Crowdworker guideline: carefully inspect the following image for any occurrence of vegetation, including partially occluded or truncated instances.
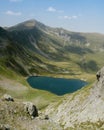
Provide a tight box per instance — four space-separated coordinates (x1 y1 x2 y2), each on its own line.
0 19 100 108
0 19 104 129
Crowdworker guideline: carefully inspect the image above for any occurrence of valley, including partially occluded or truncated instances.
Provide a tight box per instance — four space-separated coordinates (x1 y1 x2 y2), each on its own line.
0 19 104 129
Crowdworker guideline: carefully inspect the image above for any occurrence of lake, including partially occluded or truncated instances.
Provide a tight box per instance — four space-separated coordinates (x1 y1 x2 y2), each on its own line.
27 76 87 96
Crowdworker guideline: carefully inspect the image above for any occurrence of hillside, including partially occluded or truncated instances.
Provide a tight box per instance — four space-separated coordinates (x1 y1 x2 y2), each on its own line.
0 67 104 130
0 94 62 130
1 19 104 79
0 19 104 129
45 67 104 129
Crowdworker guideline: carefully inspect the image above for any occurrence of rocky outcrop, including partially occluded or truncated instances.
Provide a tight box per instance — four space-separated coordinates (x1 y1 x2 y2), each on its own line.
3 94 14 102
90 66 104 100
96 66 104 81
23 102 38 118
45 67 104 129
0 96 62 130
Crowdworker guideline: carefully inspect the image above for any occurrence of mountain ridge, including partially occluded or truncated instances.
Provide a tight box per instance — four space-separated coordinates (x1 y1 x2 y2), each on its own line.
1 19 104 77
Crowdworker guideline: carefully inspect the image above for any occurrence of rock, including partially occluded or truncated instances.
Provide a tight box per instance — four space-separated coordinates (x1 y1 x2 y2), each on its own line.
95 67 104 98
3 94 14 102
96 66 104 81
23 102 38 118
0 124 10 130
96 73 100 81
44 115 49 120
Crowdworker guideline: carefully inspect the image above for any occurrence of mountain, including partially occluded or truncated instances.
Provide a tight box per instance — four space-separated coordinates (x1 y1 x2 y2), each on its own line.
1 19 104 130
1 19 104 79
7 19 49 31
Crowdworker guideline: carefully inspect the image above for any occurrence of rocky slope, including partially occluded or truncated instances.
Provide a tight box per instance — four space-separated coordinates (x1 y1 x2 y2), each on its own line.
0 94 62 130
45 67 104 129
0 67 104 130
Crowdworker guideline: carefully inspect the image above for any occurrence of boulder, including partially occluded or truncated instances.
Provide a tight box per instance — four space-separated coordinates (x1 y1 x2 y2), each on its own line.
23 102 38 118
96 66 104 81
0 124 10 130
3 94 14 102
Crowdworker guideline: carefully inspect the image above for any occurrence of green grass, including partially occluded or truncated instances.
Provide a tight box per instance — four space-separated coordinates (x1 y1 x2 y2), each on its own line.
1 20 104 130
0 63 60 110
0 53 95 110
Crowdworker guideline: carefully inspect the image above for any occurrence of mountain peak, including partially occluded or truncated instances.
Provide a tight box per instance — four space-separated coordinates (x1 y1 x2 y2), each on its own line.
8 19 47 31
23 19 36 28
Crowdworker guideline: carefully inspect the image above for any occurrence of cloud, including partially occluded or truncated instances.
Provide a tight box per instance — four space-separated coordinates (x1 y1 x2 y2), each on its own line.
64 15 72 20
5 10 22 16
59 15 78 20
47 6 64 13
9 0 23 2
47 7 56 12
72 15 78 19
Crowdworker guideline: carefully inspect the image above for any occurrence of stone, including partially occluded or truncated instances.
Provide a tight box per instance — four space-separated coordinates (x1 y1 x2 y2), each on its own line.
96 66 104 81
3 94 14 102
44 115 49 120
0 124 10 130
23 102 38 118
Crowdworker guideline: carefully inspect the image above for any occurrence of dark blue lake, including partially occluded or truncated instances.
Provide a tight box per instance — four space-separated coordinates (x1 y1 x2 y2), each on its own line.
27 76 87 96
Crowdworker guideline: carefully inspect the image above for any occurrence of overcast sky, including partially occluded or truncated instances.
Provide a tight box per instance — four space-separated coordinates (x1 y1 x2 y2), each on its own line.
0 0 104 34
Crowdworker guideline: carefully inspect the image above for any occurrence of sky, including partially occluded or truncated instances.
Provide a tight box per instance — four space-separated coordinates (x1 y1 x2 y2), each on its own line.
0 0 104 34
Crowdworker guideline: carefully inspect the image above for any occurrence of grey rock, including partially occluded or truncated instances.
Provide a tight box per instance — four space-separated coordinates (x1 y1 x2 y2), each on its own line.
96 66 104 81
0 124 10 130
3 94 14 102
44 115 49 120
23 102 38 118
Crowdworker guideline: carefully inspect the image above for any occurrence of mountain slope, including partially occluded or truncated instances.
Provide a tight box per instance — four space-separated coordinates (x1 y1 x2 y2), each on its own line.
7 20 104 73
1 19 104 130
1 19 104 78
45 67 104 129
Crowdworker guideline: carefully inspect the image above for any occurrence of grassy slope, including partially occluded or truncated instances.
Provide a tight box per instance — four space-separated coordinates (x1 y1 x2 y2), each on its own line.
0 22 103 110
1 24 103 129
0 54 95 111
0 61 60 110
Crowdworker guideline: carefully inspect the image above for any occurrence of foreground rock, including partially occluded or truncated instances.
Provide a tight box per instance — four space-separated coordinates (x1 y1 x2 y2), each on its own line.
3 94 14 102
23 102 38 118
45 67 104 129
0 124 11 130
0 97 62 130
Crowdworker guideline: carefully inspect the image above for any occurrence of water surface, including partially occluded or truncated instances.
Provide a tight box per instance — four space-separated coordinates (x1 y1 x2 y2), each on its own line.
27 76 87 96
